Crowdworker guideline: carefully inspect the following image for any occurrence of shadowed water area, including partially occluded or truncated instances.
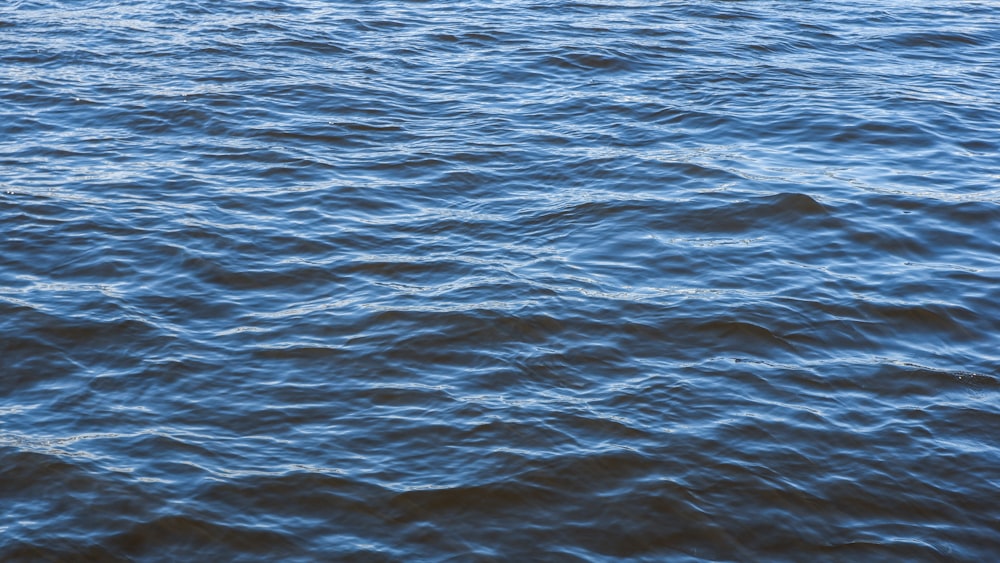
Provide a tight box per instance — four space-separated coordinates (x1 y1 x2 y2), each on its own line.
2 0 999 560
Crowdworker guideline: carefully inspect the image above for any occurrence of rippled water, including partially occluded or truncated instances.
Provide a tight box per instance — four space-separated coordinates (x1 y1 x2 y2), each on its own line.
2 0 999 560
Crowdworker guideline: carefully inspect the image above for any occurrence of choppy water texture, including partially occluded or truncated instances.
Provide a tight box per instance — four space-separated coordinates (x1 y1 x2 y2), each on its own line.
2 0 999 560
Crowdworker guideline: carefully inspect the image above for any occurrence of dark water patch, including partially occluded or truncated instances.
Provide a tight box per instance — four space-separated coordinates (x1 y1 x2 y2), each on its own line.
889 31 991 49
103 516 306 562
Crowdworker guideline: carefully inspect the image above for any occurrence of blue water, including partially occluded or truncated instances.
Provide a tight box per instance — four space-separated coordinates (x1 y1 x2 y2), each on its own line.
2 0 999 560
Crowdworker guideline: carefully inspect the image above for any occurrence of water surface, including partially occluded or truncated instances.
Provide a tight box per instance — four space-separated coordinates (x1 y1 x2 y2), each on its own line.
2 0 999 560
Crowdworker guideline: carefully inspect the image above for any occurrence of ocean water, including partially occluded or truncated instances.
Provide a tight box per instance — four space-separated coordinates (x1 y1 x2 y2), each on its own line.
2 0 999 560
